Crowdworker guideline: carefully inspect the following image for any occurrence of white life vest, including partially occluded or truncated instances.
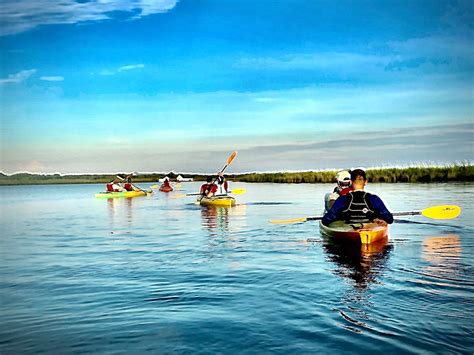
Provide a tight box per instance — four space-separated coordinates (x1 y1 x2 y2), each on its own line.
214 183 228 196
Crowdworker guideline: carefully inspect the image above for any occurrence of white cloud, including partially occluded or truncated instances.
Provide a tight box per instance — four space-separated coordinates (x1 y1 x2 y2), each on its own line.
40 76 64 81
118 64 145 72
99 69 115 76
0 0 178 36
0 69 36 84
98 64 145 76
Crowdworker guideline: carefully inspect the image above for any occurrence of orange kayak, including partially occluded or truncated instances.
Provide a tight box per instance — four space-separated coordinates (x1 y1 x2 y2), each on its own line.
319 220 388 244
159 185 173 192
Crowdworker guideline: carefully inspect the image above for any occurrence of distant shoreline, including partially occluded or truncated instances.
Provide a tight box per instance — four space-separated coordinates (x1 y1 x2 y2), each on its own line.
1 165 473 185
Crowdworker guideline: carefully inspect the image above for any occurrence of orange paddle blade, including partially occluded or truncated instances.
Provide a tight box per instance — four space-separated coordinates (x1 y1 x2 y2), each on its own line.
226 151 238 166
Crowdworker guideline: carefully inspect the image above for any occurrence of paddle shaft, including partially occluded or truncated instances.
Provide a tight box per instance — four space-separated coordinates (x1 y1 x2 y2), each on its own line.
116 174 146 193
271 205 460 224
188 189 243 196
392 211 421 217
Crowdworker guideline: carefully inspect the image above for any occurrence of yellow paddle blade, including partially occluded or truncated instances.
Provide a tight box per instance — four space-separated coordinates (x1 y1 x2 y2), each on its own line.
226 151 238 165
421 205 461 219
150 184 160 189
269 217 308 224
230 188 246 195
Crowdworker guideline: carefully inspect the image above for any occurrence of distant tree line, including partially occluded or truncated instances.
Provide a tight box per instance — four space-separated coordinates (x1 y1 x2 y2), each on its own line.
0 164 472 186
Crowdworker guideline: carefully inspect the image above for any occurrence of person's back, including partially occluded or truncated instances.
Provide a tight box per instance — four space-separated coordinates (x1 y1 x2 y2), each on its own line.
200 176 215 196
106 179 125 192
322 169 393 226
340 190 376 224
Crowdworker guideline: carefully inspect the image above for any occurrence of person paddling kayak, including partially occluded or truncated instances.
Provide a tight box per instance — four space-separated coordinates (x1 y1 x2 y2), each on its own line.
117 173 142 192
324 170 353 211
322 169 393 227
200 176 215 197
106 178 126 192
214 173 229 196
162 177 171 188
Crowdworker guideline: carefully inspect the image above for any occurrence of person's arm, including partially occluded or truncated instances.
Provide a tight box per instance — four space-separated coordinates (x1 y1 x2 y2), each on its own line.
370 195 393 224
207 184 218 197
322 195 348 226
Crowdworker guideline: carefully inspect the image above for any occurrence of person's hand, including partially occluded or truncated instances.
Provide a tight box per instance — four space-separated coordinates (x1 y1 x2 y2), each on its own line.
374 218 387 226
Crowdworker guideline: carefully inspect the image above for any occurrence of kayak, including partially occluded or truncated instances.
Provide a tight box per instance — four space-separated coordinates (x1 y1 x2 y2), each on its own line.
319 220 388 244
198 196 236 207
159 185 173 192
95 190 151 199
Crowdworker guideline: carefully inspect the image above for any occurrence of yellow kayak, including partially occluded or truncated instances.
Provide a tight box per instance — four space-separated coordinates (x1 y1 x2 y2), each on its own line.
95 190 152 199
198 196 236 207
319 220 388 244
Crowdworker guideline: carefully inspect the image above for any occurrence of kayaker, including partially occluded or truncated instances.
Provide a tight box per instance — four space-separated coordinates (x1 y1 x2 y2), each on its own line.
324 170 353 211
214 173 229 196
322 169 393 227
106 178 125 192
200 176 215 197
162 177 171 188
123 176 134 191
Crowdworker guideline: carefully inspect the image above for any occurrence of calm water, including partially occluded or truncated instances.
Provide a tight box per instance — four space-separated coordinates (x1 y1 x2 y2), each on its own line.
1 182 473 353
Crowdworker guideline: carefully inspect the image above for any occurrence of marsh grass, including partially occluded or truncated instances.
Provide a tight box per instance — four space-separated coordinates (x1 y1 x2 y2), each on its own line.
1 164 472 185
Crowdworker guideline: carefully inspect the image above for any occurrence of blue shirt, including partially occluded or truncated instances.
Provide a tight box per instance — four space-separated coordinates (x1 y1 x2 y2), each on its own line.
322 191 394 226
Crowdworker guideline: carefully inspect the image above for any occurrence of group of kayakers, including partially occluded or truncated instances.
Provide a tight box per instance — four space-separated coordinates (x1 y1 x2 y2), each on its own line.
104 167 393 228
106 174 140 192
322 168 393 227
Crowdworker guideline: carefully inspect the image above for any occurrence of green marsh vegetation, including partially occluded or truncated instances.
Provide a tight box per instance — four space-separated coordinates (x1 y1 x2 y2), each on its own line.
0 164 472 185
231 164 473 183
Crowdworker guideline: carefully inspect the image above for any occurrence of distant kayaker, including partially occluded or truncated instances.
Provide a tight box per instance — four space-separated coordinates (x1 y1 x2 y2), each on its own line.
322 169 393 227
324 170 353 211
106 178 126 192
214 173 229 196
123 176 134 191
162 177 171 188
200 176 215 197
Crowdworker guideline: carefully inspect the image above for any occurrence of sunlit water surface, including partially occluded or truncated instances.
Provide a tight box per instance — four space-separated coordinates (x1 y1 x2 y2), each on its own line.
1 182 473 353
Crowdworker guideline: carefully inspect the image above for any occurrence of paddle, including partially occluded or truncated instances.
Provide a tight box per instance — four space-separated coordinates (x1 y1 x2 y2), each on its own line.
116 173 150 194
269 205 461 224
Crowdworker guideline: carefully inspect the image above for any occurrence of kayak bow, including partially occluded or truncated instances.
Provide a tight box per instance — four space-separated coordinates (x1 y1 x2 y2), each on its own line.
199 196 236 207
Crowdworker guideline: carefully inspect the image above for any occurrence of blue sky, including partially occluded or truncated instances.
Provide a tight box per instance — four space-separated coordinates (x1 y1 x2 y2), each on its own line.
0 0 473 174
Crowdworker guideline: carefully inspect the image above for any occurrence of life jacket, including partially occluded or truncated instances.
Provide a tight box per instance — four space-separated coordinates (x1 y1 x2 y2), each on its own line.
106 183 115 192
341 190 375 224
123 183 133 191
200 183 213 194
214 181 228 196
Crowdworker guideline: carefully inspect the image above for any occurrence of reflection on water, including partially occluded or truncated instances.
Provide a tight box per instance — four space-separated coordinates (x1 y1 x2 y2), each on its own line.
201 206 230 236
422 235 462 278
106 197 134 233
200 204 247 237
322 237 393 334
323 238 392 290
